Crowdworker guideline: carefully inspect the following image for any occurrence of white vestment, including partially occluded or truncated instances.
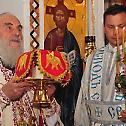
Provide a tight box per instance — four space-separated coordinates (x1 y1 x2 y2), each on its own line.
0 59 63 126
75 44 126 126
0 59 39 126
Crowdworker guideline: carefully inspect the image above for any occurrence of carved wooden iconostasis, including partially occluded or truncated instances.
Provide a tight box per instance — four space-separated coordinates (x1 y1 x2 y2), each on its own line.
44 0 87 59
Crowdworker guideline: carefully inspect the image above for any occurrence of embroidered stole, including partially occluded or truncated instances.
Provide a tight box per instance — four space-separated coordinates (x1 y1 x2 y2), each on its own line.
87 46 126 125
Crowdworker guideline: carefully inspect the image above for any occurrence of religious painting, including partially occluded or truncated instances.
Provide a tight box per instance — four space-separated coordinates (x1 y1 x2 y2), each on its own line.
44 0 87 58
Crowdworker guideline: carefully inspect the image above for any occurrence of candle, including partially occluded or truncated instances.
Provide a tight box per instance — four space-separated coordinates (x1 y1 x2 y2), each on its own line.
122 27 126 55
32 66 43 79
115 26 120 75
116 26 120 54
122 27 126 72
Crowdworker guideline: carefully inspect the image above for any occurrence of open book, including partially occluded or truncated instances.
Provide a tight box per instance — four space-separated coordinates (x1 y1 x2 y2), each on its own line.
63 50 76 67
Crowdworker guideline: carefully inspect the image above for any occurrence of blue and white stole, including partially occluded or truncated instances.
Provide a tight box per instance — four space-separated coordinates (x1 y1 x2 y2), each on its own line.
86 45 126 125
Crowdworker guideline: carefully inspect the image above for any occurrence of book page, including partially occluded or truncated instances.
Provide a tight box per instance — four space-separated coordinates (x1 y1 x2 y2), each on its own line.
67 50 76 66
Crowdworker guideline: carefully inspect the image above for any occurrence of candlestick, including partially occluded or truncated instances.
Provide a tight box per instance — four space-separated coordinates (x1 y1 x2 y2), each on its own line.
91 0 95 35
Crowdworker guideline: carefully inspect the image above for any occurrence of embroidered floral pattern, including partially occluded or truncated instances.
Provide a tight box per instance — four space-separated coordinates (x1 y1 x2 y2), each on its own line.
0 89 10 104
0 59 38 126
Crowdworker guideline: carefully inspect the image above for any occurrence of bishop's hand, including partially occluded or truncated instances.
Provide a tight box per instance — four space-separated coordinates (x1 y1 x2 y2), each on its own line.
2 77 33 101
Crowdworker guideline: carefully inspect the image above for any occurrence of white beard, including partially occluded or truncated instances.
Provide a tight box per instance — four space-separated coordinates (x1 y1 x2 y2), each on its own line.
0 39 23 67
